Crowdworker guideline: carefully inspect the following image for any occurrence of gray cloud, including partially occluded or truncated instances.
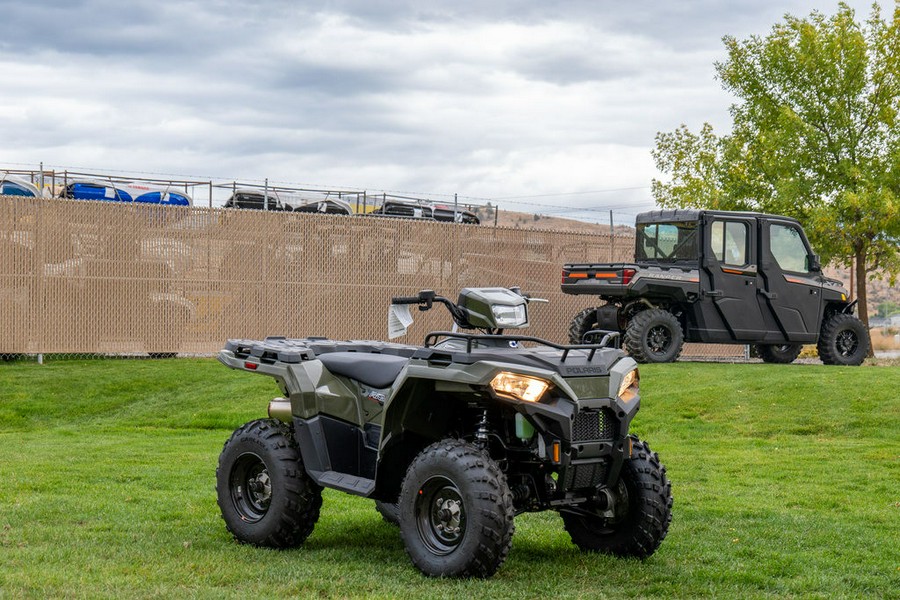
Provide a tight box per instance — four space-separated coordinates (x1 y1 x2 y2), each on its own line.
0 0 881 213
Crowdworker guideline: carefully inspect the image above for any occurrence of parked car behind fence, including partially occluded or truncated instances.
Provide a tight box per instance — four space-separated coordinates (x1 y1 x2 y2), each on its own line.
61 179 192 206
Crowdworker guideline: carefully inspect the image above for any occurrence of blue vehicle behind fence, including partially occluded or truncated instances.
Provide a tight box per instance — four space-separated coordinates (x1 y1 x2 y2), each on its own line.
61 180 192 206
0 176 41 197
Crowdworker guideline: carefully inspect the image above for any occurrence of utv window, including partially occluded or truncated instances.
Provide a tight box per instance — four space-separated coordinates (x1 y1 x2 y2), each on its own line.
637 221 699 263
769 224 809 273
710 221 748 266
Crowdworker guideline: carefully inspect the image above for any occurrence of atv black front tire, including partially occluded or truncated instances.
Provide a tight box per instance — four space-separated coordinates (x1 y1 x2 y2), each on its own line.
216 419 322 548
817 313 869 366
561 437 672 558
625 309 684 363
399 439 515 578
755 343 803 364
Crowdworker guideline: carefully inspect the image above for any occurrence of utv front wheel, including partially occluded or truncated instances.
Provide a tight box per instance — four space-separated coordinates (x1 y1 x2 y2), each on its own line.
625 309 684 363
561 437 672 558
755 343 803 364
818 313 869 366
216 419 322 548
399 439 515 578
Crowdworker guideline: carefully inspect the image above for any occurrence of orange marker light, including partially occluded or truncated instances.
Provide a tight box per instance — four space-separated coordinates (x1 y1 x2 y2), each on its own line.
552 442 561 463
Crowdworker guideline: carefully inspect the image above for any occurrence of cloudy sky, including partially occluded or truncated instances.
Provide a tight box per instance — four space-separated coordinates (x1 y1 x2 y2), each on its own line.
0 0 883 222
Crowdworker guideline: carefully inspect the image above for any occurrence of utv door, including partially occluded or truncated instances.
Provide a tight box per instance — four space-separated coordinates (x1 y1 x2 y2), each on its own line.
757 219 822 343
698 216 767 342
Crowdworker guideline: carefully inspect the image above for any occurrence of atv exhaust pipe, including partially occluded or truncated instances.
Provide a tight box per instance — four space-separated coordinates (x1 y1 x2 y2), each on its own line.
267 397 292 423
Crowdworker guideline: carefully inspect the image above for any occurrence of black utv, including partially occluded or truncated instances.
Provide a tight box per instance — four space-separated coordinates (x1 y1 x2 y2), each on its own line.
562 209 869 365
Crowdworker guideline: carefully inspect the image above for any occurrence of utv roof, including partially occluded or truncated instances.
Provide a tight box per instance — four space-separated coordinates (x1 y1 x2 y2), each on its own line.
636 209 801 225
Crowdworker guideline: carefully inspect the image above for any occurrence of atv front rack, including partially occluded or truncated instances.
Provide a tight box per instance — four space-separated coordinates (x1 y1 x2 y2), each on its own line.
422 331 620 361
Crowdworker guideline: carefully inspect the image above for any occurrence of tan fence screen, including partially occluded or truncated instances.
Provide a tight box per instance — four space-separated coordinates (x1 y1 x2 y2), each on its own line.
0 196 743 359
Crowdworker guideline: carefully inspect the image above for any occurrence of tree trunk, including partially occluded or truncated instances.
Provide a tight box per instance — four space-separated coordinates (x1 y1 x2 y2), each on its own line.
854 246 874 358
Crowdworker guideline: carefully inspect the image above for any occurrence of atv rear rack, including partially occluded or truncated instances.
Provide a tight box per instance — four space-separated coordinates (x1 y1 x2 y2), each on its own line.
422 330 620 361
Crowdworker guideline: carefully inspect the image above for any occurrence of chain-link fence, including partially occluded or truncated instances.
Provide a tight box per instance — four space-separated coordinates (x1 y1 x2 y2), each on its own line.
0 195 744 361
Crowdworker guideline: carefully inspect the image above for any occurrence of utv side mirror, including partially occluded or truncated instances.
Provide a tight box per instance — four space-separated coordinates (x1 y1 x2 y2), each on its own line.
809 254 821 272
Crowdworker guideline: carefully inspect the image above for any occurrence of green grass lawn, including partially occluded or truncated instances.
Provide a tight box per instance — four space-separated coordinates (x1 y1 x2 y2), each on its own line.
0 359 898 599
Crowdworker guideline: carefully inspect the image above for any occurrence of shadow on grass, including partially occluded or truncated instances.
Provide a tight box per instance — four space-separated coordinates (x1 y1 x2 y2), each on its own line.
294 507 610 575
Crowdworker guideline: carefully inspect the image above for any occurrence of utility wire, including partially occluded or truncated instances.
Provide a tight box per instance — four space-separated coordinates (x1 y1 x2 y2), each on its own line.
498 198 656 213
490 186 650 200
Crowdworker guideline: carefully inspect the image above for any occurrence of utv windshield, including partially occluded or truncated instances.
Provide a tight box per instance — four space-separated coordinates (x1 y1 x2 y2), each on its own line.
636 221 699 263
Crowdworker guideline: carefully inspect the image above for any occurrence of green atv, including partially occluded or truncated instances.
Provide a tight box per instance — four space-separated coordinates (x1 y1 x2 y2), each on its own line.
215 287 672 578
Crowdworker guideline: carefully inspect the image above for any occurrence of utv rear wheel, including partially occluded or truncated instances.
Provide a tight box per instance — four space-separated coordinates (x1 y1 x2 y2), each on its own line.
568 307 601 344
561 438 672 558
216 419 322 548
818 313 869 366
755 343 803 364
399 439 515 578
625 309 684 363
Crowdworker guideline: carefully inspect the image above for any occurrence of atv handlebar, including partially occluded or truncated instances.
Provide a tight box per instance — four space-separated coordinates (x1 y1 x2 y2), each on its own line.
392 290 441 312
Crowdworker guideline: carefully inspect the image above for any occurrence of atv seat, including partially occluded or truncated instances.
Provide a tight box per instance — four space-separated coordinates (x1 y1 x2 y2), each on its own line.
317 352 409 389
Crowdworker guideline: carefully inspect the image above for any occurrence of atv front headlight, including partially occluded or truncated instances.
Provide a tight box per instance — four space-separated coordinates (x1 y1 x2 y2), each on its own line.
491 303 527 327
617 368 639 402
490 372 549 403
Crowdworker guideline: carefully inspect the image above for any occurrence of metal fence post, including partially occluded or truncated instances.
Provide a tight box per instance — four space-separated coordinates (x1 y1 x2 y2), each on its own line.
609 210 614 261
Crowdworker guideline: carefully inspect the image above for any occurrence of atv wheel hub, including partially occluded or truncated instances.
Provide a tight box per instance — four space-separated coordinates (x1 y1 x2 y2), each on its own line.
247 471 272 505
435 496 462 533
416 476 467 554
229 452 273 522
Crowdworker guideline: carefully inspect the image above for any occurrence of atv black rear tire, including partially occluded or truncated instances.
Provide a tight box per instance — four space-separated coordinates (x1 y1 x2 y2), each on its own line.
375 500 400 526
568 307 602 344
755 343 803 364
561 437 672 558
625 309 684 363
217 419 322 548
817 313 869 366
399 439 515 578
